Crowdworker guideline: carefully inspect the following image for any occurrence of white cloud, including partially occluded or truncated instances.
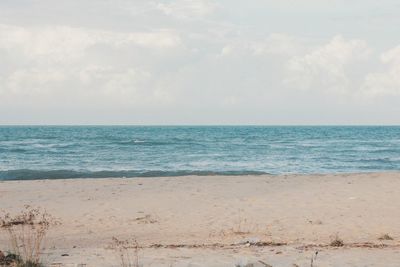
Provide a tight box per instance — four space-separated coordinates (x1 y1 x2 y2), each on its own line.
0 24 182 105
101 69 159 103
156 0 217 19
1 64 173 106
0 24 94 63
219 33 304 57
285 35 371 94
1 68 66 95
251 34 305 56
0 24 181 64
111 30 181 49
220 45 234 56
362 45 400 97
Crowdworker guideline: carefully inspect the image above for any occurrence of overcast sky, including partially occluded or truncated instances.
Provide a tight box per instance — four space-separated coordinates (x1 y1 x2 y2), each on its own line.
1 0 400 125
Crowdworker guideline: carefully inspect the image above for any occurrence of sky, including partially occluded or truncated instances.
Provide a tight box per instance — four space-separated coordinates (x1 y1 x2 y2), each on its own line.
1 0 400 125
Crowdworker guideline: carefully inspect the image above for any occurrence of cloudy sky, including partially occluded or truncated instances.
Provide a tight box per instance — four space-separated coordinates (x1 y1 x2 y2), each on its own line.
1 0 400 125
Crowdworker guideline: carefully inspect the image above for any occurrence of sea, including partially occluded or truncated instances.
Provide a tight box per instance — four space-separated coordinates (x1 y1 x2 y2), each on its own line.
0 126 399 180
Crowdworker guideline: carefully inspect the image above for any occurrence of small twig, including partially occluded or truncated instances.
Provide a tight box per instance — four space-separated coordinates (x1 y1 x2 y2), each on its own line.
258 260 273 267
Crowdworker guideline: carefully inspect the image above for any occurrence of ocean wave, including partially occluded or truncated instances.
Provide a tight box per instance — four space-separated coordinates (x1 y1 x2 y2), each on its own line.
115 140 171 146
2 126 400 178
0 169 269 181
114 139 207 147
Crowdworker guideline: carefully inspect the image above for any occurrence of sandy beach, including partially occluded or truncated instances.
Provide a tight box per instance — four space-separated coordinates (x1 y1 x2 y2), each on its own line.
1 173 400 266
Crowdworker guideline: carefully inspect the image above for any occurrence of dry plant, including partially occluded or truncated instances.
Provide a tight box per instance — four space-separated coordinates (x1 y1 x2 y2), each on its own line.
329 234 344 247
0 206 57 267
378 233 394 241
230 209 259 235
111 237 140 267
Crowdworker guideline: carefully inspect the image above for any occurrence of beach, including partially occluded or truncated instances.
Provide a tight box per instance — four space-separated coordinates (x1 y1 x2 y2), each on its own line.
1 173 400 266
2 0 400 265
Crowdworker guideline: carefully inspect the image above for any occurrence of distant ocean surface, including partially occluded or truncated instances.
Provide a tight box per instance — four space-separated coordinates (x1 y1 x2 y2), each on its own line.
1 126 400 180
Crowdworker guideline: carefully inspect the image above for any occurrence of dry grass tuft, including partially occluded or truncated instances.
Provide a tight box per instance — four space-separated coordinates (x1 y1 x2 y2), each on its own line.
229 209 261 236
0 206 57 267
329 234 344 247
111 237 141 267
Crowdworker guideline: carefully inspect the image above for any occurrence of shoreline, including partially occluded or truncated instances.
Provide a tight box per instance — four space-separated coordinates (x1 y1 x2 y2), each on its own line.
1 172 400 266
1 170 399 182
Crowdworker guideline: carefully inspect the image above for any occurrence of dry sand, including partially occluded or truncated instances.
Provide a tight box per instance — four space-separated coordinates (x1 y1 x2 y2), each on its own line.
1 173 400 266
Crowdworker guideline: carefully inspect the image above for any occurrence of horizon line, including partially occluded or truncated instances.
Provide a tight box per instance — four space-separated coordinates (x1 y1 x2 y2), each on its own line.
1 124 400 127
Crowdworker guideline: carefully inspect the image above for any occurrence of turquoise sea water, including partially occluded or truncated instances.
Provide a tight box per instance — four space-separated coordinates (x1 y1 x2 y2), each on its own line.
0 126 399 180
